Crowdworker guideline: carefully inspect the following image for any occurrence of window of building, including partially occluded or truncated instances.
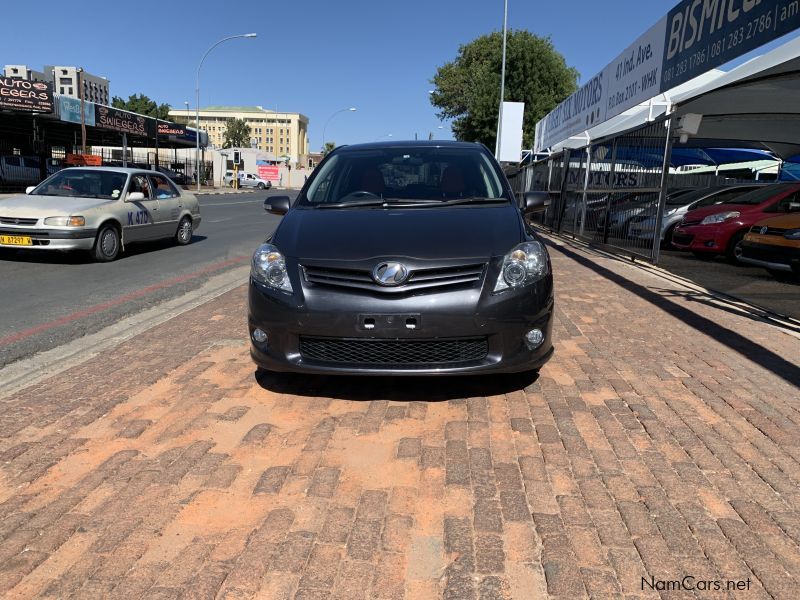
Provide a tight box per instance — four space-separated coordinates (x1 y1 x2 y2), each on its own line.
59 77 71 85
60 87 64 94
68 87 73 95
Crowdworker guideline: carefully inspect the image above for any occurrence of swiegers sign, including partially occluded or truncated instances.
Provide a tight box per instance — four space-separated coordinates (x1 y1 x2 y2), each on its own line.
535 0 800 152
95 105 156 137
0 78 54 113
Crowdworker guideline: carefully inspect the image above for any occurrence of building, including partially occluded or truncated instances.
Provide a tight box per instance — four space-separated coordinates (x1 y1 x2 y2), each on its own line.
3 64 110 104
168 105 309 166
45 66 109 104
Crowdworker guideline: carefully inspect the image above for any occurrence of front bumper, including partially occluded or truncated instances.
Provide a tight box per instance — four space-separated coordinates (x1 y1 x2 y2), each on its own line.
248 275 554 376
0 226 97 251
739 242 800 273
671 224 730 254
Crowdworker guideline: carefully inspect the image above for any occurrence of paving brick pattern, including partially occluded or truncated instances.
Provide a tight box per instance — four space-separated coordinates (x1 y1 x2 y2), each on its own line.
0 235 798 599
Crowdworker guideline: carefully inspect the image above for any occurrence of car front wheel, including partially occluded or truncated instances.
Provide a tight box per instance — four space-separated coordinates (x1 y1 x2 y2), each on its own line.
257 182 265 189
726 231 746 263
93 224 120 262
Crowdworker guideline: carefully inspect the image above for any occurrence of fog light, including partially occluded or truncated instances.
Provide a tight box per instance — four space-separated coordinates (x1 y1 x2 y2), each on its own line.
525 328 544 350
252 328 268 344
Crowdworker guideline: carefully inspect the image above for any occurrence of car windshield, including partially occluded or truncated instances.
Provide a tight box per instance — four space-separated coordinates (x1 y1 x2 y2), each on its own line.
720 183 797 205
31 169 128 200
299 146 506 206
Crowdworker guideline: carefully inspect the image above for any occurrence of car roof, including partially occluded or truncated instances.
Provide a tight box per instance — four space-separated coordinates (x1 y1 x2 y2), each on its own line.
336 140 484 152
61 167 157 175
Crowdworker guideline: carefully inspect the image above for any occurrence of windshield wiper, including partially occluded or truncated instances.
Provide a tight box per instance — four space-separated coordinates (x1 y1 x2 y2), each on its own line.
314 198 437 209
434 197 510 207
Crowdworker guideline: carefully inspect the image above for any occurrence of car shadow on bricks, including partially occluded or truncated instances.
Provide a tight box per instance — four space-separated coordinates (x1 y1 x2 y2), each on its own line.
254 369 539 401
547 241 800 389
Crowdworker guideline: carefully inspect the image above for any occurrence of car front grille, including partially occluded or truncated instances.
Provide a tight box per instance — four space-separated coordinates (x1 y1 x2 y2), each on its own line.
299 336 489 367
302 262 485 293
680 218 702 227
0 216 38 226
749 225 788 236
672 233 694 246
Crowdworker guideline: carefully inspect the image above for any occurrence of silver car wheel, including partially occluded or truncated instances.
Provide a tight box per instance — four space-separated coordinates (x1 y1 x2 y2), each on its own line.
100 229 118 256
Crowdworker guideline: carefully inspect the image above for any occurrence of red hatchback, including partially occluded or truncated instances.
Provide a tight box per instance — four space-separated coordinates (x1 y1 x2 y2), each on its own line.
672 183 800 261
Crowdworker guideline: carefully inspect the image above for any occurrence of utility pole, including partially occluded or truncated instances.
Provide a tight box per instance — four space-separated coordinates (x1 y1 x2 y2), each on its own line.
495 0 508 159
77 67 87 154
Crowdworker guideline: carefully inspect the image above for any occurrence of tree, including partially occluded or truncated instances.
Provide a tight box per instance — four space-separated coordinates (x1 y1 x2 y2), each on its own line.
322 142 336 156
430 30 579 150
111 94 171 120
222 118 252 149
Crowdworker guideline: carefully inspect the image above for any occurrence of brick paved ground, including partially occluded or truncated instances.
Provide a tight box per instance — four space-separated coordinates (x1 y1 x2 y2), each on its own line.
1 234 799 599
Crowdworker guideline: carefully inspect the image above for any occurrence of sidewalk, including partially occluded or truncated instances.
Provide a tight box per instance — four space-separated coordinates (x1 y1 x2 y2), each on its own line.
0 233 798 599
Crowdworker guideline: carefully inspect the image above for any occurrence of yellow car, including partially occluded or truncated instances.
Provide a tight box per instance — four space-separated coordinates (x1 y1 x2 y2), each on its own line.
739 212 800 278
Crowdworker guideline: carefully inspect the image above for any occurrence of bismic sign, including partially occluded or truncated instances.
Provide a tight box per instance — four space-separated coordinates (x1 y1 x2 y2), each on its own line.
662 0 800 88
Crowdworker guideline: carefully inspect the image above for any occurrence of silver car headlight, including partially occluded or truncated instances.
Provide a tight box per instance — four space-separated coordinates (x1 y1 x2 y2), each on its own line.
494 241 549 292
43 216 85 226
251 243 293 293
700 211 740 225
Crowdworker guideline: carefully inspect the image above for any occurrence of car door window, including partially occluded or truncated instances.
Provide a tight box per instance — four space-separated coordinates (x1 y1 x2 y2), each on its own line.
149 174 179 199
128 175 152 199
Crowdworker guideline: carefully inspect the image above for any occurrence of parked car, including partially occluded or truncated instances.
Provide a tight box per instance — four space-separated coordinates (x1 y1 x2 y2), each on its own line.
156 165 189 186
738 211 800 278
0 155 44 187
224 171 272 189
0 167 201 261
672 183 800 261
628 184 763 247
249 140 554 376
594 188 693 238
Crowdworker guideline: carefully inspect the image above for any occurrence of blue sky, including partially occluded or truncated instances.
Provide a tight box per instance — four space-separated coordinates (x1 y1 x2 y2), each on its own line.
0 0 792 151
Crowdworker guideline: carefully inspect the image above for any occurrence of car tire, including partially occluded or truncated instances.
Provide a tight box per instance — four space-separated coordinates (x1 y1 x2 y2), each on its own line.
175 217 193 246
257 182 265 189
661 224 677 249
725 231 746 264
93 224 120 262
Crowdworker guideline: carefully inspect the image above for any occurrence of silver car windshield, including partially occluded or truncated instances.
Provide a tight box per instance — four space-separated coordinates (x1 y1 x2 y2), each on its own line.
31 170 128 200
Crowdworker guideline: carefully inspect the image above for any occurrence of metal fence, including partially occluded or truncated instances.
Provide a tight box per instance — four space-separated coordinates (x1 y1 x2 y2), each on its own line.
0 141 211 191
512 116 769 263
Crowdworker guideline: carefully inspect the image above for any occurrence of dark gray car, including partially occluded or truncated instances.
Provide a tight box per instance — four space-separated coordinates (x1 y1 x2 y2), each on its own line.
248 141 554 376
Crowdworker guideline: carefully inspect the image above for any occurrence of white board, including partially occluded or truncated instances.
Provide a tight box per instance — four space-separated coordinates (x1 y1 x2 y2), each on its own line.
498 101 525 163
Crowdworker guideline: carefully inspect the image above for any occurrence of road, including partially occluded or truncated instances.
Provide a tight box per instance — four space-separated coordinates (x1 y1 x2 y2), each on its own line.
0 190 296 366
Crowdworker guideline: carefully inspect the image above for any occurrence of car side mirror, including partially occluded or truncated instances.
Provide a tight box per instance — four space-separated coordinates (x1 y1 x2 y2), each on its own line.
25 186 35 194
522 191 551 214
787 201 800 213
126 192 145 202
264 195 290 215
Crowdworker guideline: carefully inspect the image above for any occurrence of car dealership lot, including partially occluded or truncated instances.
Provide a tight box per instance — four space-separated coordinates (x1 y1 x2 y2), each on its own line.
0 235 797 599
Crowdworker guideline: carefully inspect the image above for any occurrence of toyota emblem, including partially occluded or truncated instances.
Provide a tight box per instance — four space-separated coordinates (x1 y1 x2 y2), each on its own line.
760 226 768 234
372 262 409 286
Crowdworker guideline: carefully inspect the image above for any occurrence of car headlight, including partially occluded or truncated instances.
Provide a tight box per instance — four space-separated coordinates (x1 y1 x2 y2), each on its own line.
700 211 740 225
43 216 85 226
251 243 293 293
494 241 549 292
784 229 800 240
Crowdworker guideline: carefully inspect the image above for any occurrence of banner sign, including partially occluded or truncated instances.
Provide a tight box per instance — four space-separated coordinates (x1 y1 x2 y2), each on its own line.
157 122 186 137
65 153 102 166
0 78 53 113
95 105 156 137
256 161 280 181
58 96 95 126
662 0 800 89
535 0 800 152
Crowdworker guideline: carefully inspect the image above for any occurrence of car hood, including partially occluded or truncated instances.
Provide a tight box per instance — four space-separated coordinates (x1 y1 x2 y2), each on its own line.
683 202 767 221
751 213 800 228
0 194 115 218
274 205 524 260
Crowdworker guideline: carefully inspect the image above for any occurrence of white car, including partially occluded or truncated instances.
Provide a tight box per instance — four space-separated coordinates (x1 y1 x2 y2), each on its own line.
0 167 201 261
225 171 272 189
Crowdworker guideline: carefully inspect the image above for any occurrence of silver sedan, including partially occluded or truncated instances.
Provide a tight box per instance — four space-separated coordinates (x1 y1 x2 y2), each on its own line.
0 167 202 261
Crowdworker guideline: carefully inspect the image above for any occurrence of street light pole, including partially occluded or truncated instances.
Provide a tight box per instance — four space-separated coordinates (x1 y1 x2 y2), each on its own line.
495 0 508 159
195 32 257 191
321 107 356 153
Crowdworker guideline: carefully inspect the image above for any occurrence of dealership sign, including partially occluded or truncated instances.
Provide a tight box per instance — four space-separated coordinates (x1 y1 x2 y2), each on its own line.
0 78 53 113
58 96 95 126
95 105 156 137
535 0 800 152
